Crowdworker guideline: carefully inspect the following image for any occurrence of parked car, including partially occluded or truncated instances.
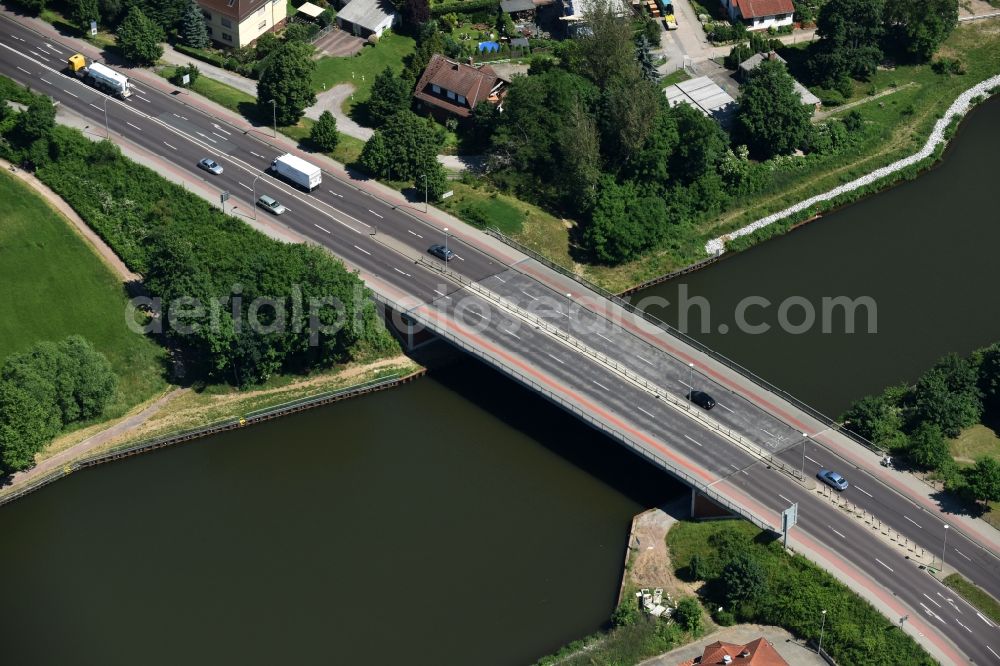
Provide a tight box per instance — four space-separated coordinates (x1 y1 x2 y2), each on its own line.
817 468 849 491
687 390 716 410
198 158 223 175
256 194 286 215
428 244 454 261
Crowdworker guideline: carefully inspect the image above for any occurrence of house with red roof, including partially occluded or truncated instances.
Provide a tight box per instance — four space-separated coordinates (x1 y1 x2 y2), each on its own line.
720 0 795 31
413 54 509 122
678 637 790 666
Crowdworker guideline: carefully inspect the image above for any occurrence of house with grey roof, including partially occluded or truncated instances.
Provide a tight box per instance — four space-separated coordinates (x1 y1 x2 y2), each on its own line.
739 51 821 109
335 0 397 38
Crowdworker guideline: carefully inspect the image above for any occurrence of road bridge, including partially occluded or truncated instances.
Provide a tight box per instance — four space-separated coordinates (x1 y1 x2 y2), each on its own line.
1 13 998 664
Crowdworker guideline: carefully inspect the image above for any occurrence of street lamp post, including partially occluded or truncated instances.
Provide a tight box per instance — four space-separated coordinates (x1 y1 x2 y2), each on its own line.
270 99 277 138
818 609 827 655
799 431 810 479
444 227 449 257
941 524 949 571
687 363 694 409
251 174 262 220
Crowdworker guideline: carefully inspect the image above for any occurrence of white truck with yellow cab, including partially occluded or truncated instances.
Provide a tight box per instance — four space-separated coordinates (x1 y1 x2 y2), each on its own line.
66 54 132 99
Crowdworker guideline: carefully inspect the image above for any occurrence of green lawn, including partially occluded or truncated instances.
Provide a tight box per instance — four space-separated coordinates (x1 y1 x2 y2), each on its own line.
438 182 528 235
944 573 1000 624
311 32 416 115
0 170 167 420
660 68 691 88
949 423 1000 463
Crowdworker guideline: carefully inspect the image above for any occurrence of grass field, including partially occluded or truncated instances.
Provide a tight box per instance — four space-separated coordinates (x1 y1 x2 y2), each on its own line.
0 170 167 420
311 32 416 116
949 423 1000 463
438 182 529 235
944 573 1000 623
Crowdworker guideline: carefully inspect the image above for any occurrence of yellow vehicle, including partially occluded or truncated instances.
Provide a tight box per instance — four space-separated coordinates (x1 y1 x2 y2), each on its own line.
66 53 132 98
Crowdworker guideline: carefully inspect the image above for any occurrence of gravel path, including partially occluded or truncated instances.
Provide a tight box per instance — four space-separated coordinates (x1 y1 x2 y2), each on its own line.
706 76 1000 255
0 388 186 496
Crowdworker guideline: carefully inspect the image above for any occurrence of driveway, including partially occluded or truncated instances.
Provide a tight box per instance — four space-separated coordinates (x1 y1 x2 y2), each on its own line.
313 28 365 58
304 83 373 140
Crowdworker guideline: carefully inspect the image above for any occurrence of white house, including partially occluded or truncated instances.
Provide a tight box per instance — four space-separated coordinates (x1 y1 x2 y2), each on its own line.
196 0 287 48
720 0 794 31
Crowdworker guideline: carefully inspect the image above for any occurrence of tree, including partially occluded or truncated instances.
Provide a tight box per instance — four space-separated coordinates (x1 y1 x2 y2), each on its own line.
574 0 637 90
914 353 982 437
611 599 641 627
310 110 340 152
14 0 45 11
736 60 813 159
257 40 317 126
908 422 950 470
583 177 665 264
841 389 908 450
0 336 117 474
635 34 658 83
360 111 443 181
400 0 430 29
14 96 56 145
883 0 957 63
964 457 1000 503
117 6 164 66
70 0 100 32
179 0 210 49
674 597 704 634
367 67 412 127
810 0 885 86
722 553 769 606
977 343 1000 412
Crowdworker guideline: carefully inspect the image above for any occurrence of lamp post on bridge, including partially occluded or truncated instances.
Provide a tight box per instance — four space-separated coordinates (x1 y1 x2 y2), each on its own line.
687 362 694 410
818 609 827 655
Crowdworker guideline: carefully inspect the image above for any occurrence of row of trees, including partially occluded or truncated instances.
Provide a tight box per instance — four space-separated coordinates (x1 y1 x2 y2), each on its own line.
0 81 398 388
809 0 958 88
842 344 1000 504
0 336 117 473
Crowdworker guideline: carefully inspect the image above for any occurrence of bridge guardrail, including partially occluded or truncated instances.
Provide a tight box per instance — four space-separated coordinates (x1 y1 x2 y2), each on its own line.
377 291 778 534
484 227 885 456
415 257 802 481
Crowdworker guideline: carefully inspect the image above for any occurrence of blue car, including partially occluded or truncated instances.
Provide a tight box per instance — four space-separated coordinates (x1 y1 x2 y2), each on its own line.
817 468 849 491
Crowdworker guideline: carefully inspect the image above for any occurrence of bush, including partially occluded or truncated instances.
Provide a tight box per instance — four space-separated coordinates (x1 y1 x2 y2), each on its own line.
673 597 703 634
169 63 200 86
611 599 641 627
932 57 966 76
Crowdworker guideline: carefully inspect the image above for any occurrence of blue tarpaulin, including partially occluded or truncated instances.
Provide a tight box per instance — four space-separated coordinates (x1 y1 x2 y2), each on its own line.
478 41 500 53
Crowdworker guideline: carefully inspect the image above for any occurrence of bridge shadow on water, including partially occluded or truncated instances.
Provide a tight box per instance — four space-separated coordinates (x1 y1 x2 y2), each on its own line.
421 347 688 509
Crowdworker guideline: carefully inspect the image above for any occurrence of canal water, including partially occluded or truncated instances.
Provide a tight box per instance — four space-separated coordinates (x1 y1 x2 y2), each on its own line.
638 95 1000 416
0 360 680 666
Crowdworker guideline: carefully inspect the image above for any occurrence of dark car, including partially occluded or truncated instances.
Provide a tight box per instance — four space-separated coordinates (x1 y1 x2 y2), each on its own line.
817 468 849 491
428 244 454 261
687 390 716 410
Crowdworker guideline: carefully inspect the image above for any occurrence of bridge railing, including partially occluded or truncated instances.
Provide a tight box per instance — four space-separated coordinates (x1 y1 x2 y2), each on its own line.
416 257 803 480
379 290 778 534
484 227 884 456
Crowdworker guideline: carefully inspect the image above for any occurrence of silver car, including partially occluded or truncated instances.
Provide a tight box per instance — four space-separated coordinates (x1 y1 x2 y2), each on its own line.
817 468 849 491
256 194 286 215
198 158 224 175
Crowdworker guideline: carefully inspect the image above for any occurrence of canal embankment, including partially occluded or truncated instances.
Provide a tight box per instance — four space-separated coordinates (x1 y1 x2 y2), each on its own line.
0 360 424 507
